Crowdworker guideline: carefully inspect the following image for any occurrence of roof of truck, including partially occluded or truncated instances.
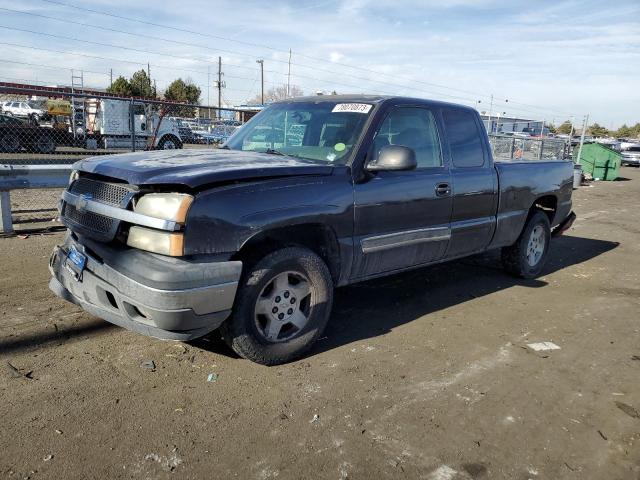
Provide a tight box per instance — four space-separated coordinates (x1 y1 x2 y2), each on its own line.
283 94 389 103
279 94 475 111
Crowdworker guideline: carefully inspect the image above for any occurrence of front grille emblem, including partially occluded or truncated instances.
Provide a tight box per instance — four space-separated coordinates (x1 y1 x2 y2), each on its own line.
76 193 92 213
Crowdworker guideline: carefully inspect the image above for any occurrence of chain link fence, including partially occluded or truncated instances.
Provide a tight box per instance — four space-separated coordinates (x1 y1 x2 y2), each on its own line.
1 84 572 233
488 134 569 161
0 84 256 231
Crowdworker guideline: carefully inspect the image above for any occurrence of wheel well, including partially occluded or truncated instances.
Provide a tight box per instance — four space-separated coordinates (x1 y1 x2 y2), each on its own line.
530 195 557 224
231 224 341 283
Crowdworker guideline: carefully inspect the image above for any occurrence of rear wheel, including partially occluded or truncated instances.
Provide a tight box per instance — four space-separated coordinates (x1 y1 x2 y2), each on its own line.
502 210 551 279
220 247 334 365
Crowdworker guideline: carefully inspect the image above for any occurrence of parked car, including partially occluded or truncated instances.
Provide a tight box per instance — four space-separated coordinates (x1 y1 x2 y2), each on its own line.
208 124 239 144
620 142 640 167
1 101 45 120
0 114 56 153
178 126 203 144
49 95 575 365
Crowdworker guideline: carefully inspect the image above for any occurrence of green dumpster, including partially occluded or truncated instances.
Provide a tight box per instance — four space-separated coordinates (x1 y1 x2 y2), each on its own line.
573 143 621 181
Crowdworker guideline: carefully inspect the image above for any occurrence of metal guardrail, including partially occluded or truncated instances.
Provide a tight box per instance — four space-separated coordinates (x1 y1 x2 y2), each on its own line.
0 164 72 233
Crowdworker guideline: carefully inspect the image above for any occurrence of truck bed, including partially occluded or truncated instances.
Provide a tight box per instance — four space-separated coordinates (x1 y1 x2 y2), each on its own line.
490 159 574 249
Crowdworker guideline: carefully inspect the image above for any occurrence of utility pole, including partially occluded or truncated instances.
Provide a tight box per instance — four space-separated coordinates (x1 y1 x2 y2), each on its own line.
566 116 575 159
217 56 223 119
287 49 292 98
576 114 589 165
487 94 494 134
109 69 113 88
256 59 264 105
207 65 210 119
147 63 151 96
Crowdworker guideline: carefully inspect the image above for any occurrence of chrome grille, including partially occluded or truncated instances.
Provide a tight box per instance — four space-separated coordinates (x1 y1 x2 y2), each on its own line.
69 177 134 206
61 177 136 241
63 203 113 234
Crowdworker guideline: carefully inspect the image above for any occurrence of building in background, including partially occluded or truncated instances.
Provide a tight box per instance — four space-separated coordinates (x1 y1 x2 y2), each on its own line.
480 114 545 136
232 104 264 123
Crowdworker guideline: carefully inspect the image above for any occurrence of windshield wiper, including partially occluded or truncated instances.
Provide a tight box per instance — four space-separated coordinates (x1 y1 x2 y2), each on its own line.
264 148 285 156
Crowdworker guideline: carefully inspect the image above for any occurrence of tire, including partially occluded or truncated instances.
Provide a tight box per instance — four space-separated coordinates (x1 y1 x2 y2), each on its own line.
0 133 20 153
157 135 182 150
35 135 55 154
220 247 334 365
501 210 551 279
4 111 12 117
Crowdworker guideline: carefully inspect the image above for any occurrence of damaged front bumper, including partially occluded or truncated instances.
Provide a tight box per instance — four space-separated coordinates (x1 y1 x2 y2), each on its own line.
49 234 242 341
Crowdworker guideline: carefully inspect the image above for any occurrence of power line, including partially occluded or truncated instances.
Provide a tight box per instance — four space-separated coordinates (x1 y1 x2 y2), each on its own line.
2 8 486 108
0 41 286 86
0 24 291 82
0 25 555 118
32 0 580 117
0 11 578 118
0 58 109 77
0 38 560 120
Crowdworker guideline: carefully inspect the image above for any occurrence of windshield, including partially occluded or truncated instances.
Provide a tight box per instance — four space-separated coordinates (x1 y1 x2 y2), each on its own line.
225 101 373 164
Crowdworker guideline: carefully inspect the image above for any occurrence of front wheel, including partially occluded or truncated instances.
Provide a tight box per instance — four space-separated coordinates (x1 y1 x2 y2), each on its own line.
501 210 551 278
220 247 334 365
157 135 182 150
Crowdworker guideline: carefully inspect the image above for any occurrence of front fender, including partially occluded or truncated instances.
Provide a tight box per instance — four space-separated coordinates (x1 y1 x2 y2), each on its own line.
183 173 353 256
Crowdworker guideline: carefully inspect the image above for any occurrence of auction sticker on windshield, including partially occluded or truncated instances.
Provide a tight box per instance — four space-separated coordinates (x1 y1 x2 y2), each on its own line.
332 103 372 114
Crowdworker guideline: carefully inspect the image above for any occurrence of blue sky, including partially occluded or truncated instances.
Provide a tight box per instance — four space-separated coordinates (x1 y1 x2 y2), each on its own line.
0 0 638 127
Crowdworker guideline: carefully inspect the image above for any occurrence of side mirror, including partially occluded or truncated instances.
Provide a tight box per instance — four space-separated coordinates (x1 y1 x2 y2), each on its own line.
366 145 417 172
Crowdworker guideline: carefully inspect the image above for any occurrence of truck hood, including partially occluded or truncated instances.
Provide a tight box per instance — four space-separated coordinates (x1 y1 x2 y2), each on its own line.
74 149 334 188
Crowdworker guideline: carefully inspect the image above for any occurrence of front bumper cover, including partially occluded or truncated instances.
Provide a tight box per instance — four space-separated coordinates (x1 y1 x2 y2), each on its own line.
49 235 242 341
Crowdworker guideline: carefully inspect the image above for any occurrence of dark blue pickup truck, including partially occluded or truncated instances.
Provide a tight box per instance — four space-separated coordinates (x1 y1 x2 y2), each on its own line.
49 95 575 365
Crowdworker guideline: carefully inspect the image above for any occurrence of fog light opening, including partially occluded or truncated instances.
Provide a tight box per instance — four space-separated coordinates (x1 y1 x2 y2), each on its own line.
105 291 118 309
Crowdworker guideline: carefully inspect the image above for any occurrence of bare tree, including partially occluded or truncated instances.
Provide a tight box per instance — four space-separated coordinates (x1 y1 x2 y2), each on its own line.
247 85 304 105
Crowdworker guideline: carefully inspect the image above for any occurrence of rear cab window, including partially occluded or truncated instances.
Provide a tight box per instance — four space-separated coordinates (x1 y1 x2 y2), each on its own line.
442 108 486 168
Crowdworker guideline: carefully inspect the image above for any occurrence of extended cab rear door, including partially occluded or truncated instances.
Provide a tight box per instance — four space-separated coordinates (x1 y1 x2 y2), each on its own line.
441 107 498 258
351 104 453 279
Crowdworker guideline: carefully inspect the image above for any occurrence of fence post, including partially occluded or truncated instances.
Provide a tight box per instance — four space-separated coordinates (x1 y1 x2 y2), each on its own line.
0 191 13 234
130 99 136 152
538 140 544 160
510 138 516 158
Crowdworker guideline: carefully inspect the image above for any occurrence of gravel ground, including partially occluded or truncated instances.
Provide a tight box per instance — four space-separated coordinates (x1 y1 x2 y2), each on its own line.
1 168 639 480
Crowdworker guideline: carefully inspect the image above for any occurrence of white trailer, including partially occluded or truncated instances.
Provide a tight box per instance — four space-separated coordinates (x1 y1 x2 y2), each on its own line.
84 99 182 150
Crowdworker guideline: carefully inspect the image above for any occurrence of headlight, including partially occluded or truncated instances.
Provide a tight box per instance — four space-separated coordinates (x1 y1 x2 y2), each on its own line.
127 226 184 256
69 170 80 185
133 193 193 223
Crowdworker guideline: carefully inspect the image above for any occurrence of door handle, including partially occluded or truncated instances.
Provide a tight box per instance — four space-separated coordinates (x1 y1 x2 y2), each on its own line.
435 183 451 197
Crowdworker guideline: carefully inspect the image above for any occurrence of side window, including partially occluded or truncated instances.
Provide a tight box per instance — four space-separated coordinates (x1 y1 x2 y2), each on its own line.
371 107 442 168
442 108 485 167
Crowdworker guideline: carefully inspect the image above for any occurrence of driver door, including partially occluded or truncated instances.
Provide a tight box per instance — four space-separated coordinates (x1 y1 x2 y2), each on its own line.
352 106 452 279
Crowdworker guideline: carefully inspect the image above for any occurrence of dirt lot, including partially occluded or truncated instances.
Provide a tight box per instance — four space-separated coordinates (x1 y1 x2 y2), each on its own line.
1 168 639 480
